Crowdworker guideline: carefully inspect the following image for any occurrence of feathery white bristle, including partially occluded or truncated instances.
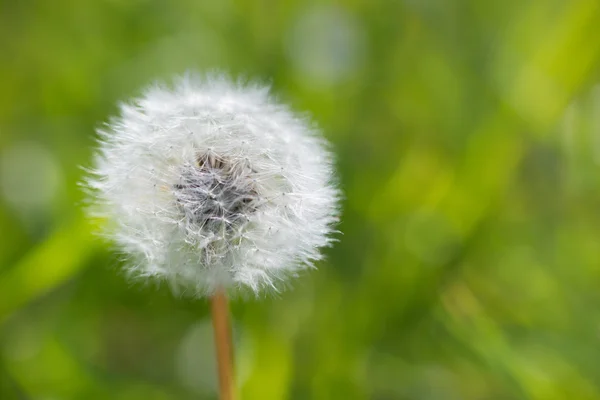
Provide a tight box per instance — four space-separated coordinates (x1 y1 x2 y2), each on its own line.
85 72 341 297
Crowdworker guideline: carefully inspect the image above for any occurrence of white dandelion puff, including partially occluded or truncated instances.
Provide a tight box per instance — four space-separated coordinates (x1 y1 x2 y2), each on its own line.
85 72 341 297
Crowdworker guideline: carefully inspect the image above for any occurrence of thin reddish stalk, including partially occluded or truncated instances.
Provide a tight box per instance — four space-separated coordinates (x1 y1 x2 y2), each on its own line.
211 287 235 400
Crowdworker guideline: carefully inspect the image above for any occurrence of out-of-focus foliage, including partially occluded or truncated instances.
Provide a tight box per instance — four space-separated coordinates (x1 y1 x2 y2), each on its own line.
2 0 600 399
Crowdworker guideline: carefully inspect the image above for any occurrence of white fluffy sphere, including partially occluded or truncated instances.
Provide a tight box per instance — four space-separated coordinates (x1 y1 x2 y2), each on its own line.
86 73 340 297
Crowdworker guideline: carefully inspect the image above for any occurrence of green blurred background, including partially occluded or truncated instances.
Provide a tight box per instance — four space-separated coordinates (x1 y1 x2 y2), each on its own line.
2 0 600 399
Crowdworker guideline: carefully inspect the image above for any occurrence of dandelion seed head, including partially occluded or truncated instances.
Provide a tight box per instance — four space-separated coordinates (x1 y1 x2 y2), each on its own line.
86 72 341 297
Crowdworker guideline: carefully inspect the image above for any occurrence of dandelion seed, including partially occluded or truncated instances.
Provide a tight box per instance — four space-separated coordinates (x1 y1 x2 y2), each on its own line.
85 72 341 298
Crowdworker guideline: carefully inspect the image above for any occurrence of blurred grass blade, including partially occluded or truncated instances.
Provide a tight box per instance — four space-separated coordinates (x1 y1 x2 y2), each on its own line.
0 216 98 322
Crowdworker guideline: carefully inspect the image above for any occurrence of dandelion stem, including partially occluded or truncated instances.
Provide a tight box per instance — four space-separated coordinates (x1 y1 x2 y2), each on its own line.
211 287 235 400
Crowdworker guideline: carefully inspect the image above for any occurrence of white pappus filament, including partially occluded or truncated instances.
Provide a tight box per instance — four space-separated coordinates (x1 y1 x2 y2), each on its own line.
85 73 341 297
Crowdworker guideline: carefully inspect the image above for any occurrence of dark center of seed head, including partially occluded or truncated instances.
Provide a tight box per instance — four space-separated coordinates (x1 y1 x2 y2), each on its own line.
173 154 257 233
